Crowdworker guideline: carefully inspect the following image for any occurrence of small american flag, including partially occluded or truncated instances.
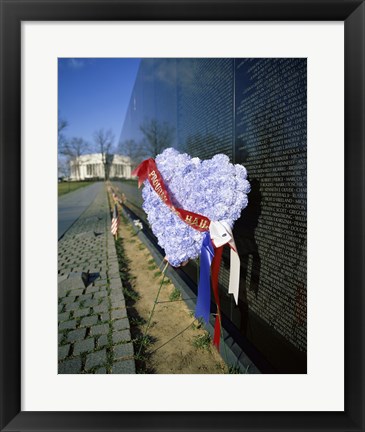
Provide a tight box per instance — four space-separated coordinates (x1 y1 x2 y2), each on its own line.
111 204 119 237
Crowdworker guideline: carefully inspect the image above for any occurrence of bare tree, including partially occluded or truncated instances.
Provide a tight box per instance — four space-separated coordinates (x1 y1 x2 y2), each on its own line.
58 158 70 178
58 115 68 151
93 128 115 180
139 119 175 158
58 117 68 138
118 139 145 170
59 137 89 180
58 115 69 178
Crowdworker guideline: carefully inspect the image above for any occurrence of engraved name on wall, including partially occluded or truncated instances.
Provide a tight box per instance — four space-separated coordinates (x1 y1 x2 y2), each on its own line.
235 58 307 352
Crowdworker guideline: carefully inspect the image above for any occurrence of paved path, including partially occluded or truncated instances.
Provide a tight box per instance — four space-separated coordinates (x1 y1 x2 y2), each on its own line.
58 184 135 374
58 183 103 239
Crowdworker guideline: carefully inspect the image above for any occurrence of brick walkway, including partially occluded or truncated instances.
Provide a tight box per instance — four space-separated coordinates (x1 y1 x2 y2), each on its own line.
58 184 135 374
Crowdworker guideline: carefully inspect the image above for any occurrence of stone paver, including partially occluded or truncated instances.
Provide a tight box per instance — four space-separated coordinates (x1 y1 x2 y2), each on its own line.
58 185 135 374
86 286 99 294
111 359 135 374
77 294 93 302
80 316 98 327
111 293 124 302
94 291 108 299
100 312 110 322
69 288 83 297
62 296 76 304
59 320 76 331
83 299 99 308
85 349 107 370
113 318 129 331
65 302 81 312
74 338 95 355
67 328 86 342
111 309 127 320
114 343 134 359
58 357 82 374
112 329 131 344
58 344 70 360
91 324 109 335
97 335 108 348
58 312 70 323
93 304 109 313
74 308 90 318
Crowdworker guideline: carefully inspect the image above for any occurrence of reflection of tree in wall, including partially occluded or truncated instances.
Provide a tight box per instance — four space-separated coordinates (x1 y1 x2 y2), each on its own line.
59 137 90 180
139 119 175 158
118 139 145 170
93 128 115 180
185 132 222 159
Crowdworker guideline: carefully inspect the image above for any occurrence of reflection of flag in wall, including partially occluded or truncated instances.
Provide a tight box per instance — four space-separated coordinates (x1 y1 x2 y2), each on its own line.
111 204 119 236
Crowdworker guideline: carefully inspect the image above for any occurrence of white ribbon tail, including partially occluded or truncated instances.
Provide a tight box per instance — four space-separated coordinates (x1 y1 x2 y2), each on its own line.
209 221 241 305
228 238 240 304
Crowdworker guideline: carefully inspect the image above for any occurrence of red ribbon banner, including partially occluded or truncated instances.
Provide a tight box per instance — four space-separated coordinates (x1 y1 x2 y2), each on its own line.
132 158 211 232
211 246 223 350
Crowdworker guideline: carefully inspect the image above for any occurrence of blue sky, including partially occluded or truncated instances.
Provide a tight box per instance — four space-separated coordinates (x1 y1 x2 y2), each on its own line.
58 58 140 149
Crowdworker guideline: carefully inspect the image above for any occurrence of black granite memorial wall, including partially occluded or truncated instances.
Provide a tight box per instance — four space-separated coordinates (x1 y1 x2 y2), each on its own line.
119 58 307 373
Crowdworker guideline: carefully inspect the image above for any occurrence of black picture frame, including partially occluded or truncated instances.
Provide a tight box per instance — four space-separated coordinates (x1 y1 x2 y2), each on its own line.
1 1 364 431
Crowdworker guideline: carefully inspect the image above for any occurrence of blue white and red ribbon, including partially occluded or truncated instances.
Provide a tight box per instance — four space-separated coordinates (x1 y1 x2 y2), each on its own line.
195 232 214 324
133 158 241 351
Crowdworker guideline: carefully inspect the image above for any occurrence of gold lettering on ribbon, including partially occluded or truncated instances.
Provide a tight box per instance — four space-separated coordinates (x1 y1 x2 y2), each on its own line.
199 219 210 230
149 170 168 203
146 167 209 232
185 215 209 229
192 218 199 226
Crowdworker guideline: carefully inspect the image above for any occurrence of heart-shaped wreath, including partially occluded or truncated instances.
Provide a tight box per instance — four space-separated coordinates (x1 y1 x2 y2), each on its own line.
138 148 250 267
132 148 250 349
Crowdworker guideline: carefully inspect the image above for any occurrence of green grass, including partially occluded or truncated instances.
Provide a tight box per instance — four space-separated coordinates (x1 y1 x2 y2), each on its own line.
58 181 95 196
133 335 154 364
192 332 212 351
130 316 146 327
228 364 251 374
169 287 181 302
123 286 140 302
147 258 158 271
228 364 241 374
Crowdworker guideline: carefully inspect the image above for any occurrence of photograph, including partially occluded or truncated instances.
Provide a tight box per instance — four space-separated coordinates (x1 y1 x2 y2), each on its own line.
2 0 364 428
58 57 307 374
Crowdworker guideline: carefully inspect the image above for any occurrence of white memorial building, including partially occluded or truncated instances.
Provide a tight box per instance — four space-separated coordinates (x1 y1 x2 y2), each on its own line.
70 154 132 180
